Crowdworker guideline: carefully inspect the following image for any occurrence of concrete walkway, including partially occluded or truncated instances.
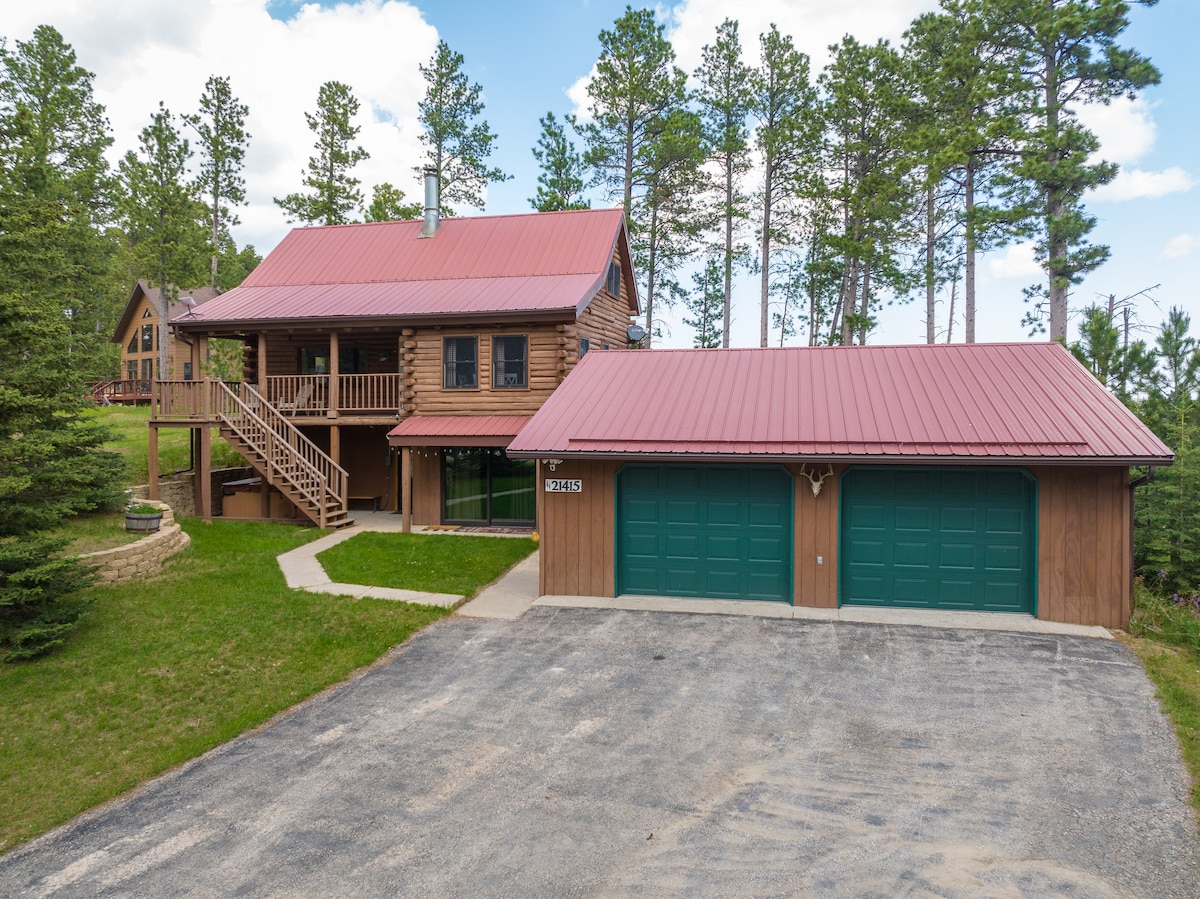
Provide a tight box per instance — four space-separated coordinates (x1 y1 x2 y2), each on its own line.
279 514 1114 638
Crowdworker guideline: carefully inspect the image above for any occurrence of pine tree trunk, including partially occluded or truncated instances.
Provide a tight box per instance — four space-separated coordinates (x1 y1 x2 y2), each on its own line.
722 159 733 349
760 160 772 349
858 263 871 346
925 183 936 344
964 158 976 343
1045 45 1068 341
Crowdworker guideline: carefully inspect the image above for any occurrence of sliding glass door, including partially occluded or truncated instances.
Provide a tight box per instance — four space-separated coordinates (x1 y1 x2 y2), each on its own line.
441 447 534 526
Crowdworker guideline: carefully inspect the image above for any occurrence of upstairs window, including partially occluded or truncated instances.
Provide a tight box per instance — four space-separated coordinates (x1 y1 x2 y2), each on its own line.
140 324 154 352
492 335 528 389
606 261 621 297
443 336 478 388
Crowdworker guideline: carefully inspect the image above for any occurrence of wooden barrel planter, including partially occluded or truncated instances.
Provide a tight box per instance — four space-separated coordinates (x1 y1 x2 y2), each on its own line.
125 506 164 533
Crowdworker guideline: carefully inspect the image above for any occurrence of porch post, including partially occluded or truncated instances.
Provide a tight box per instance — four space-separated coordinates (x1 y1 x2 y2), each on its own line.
257 333 267 389
401 446 412 533
328 330 340 419
198 425 212 523
147 426 159 499
330 424 341 466
190 337 201 381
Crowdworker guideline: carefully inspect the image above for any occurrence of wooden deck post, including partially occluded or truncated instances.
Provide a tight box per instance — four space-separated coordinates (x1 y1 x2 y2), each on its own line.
147 426 159 499
328 330 340 419
401 446 412 533
198 426 212 523
257 333 267 387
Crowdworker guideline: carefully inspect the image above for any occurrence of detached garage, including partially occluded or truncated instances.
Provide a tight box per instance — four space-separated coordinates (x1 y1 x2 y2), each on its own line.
507 343 1173 628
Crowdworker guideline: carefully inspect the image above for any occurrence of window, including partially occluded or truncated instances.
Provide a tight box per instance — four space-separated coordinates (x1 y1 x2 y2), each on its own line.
299 349 328 375
140 358 154 380
339 347 368 374
579 337 589 358
183 362 193 381
140 324 154 353
606 261 621 296
492 335 527 388
443 337 478 388
127 360 138 381
128 334 137 353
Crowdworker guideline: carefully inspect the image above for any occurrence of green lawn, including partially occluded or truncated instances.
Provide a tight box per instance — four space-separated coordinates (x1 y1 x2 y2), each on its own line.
0 520 449 853
319 532 537 596
50 509 143 554
86 404 243 484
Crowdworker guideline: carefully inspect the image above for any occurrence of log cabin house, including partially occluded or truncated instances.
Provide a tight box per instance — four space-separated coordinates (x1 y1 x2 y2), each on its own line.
151 193 638 530
507 343 1174 628
102 281 217 403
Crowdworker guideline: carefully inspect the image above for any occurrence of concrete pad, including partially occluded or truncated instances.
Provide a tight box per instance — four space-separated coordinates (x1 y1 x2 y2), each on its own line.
458 552 540 619
535 594 1115 639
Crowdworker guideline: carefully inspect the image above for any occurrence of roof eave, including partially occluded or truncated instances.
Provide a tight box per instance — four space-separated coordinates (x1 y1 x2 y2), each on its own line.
504 448 1175 467
173 306 577 333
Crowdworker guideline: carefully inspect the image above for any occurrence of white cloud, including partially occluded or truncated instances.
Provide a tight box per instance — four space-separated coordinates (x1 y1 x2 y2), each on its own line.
1091 166 1196 202
1 0 438 254
988 242 1042 281
666 0 932 76
1074 96 1156 166
1158 234 1200 263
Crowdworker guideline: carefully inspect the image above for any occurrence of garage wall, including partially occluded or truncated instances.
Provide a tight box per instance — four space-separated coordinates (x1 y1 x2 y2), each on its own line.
410 449 442 525
1032 465 1131 628
537 459 617 597
788 463 842 608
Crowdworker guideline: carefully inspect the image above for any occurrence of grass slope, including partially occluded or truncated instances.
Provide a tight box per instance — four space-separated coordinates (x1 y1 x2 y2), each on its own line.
0 520 448 852
87 405 243 484
319 532 537 597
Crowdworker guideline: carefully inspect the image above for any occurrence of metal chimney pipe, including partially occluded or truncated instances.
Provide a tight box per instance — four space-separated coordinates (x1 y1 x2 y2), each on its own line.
420 168 439 238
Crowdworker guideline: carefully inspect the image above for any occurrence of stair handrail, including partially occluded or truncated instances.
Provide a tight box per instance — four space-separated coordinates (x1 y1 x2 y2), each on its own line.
212 380 348 526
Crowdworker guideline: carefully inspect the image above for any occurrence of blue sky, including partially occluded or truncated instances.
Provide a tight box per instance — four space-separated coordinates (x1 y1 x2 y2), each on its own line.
3 0 1195 347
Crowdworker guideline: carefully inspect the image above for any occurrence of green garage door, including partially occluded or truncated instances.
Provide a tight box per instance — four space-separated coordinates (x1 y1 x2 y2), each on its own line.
840 467 1035 613
617 465 793 602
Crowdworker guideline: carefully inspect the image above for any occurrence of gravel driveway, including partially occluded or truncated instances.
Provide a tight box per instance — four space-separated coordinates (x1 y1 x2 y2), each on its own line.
2 608 1197 897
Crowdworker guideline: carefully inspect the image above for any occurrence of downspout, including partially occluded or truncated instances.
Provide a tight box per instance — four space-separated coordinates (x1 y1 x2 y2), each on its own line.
1128 466 1157 620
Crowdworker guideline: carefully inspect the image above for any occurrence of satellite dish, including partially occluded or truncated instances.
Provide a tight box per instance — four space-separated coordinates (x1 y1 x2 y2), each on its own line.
181 296 198 317
626 323 646 343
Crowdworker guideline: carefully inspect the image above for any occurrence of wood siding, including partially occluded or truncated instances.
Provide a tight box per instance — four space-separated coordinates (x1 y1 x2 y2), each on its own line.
573 251 635 355
116 293 191 379
537 460 1133 627
788 463 842 608
1033 465 1131 628
411 448 441 525
537 459 617 597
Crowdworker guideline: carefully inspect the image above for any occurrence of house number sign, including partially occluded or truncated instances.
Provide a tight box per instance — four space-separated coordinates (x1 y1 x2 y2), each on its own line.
545 478 583 493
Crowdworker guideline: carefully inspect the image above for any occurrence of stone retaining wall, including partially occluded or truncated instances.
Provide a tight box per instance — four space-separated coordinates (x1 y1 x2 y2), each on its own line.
84 500 191 584
134 467 254 518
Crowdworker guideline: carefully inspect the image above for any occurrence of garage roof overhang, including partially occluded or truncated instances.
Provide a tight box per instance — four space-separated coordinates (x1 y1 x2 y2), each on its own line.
387 415 533 448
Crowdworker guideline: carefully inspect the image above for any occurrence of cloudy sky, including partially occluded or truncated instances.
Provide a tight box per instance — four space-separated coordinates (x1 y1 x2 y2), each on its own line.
1 0 1194 347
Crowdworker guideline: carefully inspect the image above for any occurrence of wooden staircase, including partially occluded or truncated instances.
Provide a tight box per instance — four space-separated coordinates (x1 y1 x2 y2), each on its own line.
213 381 352 529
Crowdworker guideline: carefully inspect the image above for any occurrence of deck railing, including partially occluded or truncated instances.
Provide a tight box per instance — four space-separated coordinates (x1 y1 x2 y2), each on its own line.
153 373 403 420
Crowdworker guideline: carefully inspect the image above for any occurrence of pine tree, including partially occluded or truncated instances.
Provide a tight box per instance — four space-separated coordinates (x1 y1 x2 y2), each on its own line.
752 25 819 349
275 81 369 225
0 25 125 381
968 0 1161 341
682 258 723 348
119 103 208 377
530 112 589 211
417 40 508 214
695 19 754 349
364 183 421 222
579 7 689 220
184 75 249 293
0 134 124 659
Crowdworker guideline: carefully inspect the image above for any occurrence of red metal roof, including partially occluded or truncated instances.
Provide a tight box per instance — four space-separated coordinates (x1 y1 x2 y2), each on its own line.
387 415 533 447
176 208 634 326
507 343 1173 464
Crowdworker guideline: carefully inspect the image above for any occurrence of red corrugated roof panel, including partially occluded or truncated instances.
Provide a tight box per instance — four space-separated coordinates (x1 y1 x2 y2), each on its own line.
387 415 533 447
507 344 1173 464
176 208 633 326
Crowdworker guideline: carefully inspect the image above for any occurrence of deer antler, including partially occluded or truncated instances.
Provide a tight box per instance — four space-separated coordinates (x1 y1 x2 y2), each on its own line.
798 463 835 497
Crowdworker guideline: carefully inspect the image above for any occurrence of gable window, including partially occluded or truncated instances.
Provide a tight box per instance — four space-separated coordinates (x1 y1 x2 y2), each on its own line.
140 324 154 352
606 261 621 296
492 335 528 389
128 334 137 353
443 336 478 388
